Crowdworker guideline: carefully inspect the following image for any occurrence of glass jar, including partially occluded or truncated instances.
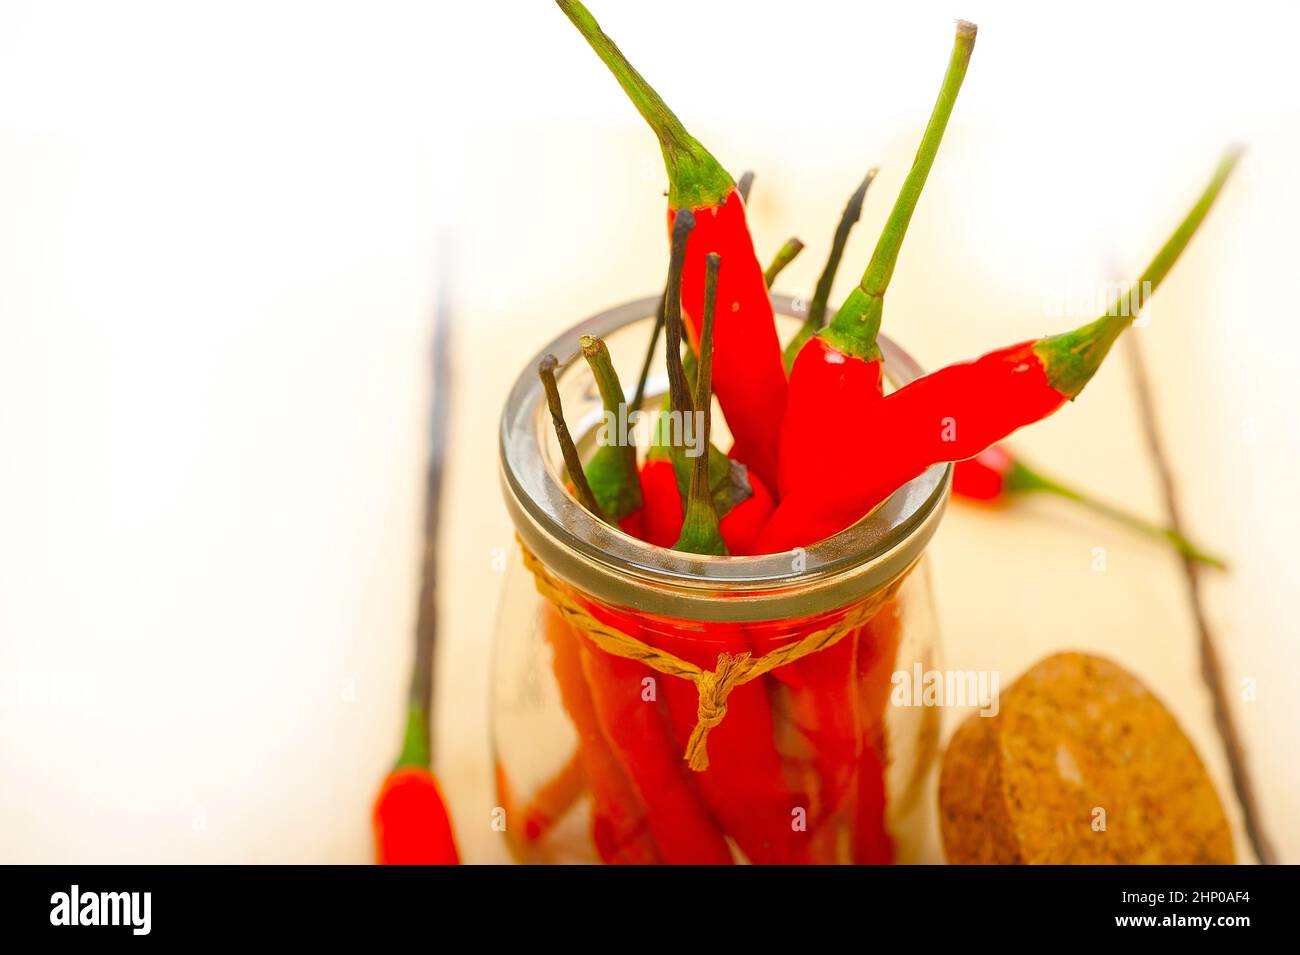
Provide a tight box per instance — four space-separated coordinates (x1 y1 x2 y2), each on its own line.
493 294 949 864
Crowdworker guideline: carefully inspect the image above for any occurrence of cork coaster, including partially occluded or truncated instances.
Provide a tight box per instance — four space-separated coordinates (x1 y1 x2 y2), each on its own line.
940 652 1234 864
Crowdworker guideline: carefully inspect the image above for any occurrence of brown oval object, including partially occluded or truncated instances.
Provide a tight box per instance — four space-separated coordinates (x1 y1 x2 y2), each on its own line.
940 652 1234 864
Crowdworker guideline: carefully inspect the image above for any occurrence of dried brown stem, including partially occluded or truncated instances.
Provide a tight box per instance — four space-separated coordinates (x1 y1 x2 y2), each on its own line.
1124 334 1276 865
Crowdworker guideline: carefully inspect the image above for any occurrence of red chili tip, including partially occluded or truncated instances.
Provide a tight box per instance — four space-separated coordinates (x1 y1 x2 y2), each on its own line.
373 766 460 865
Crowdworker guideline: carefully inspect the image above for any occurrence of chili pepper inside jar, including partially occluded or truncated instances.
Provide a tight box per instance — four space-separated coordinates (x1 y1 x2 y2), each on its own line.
494 295 949 864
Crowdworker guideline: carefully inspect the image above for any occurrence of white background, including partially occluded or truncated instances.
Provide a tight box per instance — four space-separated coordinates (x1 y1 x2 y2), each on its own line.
2 0 1297 863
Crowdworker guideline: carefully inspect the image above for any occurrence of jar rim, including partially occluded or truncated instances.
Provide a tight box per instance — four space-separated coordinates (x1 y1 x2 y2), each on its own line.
499 293 950 622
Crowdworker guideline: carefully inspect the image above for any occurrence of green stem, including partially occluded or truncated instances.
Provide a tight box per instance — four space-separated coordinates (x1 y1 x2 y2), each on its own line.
556 0 733 209
395 701 431 769
764 237 804 288
1006 459 1228 570
675 253 728 555
581 335 644 520
822 22 976 360
539 354 607 521
1035 147 1243 397
783 167 877 371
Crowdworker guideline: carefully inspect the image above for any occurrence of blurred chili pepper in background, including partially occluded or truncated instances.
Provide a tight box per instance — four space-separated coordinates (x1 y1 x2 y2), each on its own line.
954 445 1226 568
373 725 459 866
373 285 460 865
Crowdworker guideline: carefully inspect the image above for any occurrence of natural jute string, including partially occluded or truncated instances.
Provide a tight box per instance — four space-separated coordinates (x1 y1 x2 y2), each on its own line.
519 538 903 772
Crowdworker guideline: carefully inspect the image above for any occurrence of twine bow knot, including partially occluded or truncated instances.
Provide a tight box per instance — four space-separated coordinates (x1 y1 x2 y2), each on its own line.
683 650 751 770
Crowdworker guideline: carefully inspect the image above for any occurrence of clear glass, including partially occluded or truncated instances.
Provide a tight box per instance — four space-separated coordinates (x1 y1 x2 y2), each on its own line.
493 295 949 864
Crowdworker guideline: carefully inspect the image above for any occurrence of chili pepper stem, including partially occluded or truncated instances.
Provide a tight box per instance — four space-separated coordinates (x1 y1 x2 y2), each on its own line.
539 354 608 521
653 336 755 518
663 210 697 417
737 169 755 204
630 290 666 412
822 22 976 361
1035 147 1243 397
764 237 805 288
556 0 733 208
784 168 877 370
1005 459 1228 570
647 207 752 522
581 334 644 519
396 702 431 769
675 253 727 555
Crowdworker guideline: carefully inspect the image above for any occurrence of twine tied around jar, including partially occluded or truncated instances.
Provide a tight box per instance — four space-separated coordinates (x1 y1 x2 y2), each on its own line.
518 538 904 772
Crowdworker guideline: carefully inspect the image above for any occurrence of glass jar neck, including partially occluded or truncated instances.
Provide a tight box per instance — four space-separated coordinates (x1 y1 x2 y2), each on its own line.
500 293 950 623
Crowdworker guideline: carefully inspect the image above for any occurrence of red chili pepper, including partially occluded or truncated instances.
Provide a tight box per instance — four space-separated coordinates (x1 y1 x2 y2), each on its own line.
722 230 810 473
374 298 460 866
539 319 733 862
745 24 976 840
545 527 734 863
638 458 685 548
950 444 1016 501
575 600 735 864
541 605 660 863
518 750 586 843
852 598 903 864
781 335 885 500
373 764 459 865
770 619 862 844
779 22 976 501
637 455 774 554
760 148 1242 552
954 445 1227 568
646 616 814 865
643 231 809 862
372 707 460 865
718 471 775 556
558 0 788 493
